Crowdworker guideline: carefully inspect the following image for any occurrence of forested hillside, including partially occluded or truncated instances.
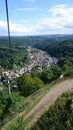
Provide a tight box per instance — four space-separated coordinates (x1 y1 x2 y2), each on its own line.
0 35 73 73
31 91 73 130
34 39 73 58
0 37 29 69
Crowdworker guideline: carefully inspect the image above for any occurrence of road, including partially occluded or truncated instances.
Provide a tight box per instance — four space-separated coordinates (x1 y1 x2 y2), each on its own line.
25 79 73 129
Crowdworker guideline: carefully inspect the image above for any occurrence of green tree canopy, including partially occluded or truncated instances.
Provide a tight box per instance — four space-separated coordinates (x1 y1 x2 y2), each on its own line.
17 73 44 97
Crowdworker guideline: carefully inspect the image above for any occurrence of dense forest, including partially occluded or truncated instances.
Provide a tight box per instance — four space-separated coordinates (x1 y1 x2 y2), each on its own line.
34 40 73 58
0 37 29 69
31 91 73 130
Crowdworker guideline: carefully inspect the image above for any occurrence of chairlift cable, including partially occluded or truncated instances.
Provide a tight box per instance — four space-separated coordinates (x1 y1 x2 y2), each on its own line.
5 0 13 68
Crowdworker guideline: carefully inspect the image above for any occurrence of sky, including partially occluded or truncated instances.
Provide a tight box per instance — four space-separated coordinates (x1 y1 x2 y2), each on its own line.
0 0 73 36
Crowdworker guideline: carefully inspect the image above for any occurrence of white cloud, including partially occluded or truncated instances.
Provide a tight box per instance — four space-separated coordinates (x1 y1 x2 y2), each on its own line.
0 20 32 35
33 4 73 34
0 20 7 29
16 7 39 11
10 23 28 33
48 4 73 29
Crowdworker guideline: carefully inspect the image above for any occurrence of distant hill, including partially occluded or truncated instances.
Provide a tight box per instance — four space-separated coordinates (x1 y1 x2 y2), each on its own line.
1 34 73 47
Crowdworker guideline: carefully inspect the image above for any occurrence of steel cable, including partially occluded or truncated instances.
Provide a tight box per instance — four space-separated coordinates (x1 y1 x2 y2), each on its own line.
5 0 13 68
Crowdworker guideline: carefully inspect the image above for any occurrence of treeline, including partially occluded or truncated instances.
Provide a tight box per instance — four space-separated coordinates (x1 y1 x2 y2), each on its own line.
31 91 73 130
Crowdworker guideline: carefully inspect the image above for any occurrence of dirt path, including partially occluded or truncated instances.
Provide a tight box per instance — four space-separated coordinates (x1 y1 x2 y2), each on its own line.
25 79 73 129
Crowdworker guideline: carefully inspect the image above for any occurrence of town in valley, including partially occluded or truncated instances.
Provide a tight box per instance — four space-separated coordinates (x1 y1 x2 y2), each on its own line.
0 46 58 91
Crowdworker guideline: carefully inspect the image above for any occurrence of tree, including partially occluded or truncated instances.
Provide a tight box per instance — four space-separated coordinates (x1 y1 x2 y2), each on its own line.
51 65 61 79
40 68 54 83
17 73 43 97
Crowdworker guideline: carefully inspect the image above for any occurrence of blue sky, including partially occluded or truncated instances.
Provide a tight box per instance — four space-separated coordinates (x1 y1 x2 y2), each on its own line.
0 0 73 35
